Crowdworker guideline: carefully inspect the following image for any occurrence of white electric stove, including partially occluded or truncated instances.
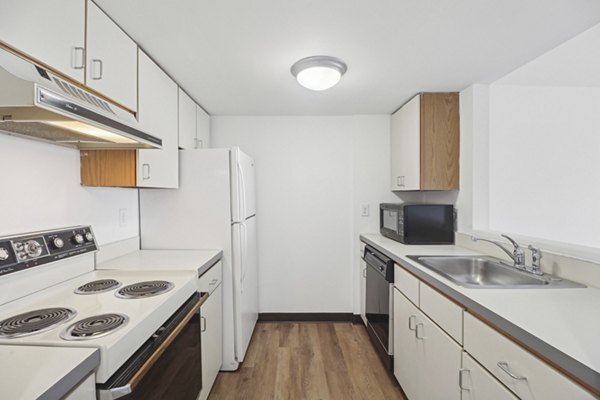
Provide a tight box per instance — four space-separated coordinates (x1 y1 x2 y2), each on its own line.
0 226 204 400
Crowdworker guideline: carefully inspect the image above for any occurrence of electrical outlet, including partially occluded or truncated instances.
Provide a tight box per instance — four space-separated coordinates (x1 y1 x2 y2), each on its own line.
119 208 127 227
361 204 370 217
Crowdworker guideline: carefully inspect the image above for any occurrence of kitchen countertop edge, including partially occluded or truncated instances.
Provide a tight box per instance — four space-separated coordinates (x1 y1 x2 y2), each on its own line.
360 234 600 396
39 348 100 400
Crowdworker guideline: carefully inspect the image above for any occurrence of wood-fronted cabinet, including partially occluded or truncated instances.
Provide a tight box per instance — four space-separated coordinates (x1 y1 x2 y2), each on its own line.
85 0 138 111
0 0 86 83
391 92 459 191
80 51 179 188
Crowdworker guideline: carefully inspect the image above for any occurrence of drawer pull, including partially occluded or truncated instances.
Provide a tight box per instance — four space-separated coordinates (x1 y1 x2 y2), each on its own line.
459 368 471 391
408 315 417 331
497 361 527 381
415 322 425 339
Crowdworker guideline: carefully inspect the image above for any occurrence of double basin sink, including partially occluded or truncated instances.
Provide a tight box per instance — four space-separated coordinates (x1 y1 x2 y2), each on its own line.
407 255 585 289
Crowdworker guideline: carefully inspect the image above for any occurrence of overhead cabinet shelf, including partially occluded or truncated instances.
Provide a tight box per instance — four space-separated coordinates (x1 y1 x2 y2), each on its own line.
391 92 460 191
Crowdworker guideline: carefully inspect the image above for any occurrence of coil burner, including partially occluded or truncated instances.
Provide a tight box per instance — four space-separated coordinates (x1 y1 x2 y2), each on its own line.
61 313 129 340
74 279 122 294
0 308 77 338
115 280 174 299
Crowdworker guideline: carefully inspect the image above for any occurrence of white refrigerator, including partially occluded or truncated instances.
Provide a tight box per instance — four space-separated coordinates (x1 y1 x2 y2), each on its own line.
139 148 259 371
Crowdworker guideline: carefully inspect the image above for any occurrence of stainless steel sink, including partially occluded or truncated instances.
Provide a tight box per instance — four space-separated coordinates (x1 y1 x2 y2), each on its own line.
406 255 585 289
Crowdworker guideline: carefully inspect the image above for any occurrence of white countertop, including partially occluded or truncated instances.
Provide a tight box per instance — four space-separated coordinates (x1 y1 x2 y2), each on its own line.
361 234 600 384
0 345 99 400
97 249 222 274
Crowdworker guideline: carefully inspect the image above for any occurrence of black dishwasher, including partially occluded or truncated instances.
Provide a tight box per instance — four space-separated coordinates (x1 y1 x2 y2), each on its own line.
364 245 394 370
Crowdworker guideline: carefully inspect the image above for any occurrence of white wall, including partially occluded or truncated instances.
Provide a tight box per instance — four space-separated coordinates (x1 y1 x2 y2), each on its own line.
212 115 396 313
0 134 139 245
488 85 600 249
457 22 600 262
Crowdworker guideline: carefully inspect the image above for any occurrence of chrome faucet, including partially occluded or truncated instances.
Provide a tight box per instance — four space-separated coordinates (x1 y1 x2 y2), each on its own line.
471 234 526 270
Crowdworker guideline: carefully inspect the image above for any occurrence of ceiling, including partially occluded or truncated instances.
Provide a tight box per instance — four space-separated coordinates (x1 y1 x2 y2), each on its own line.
95 0 600 115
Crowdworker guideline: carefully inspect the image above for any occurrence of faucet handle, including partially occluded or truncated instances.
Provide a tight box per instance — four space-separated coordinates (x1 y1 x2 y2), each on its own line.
528 245 543 275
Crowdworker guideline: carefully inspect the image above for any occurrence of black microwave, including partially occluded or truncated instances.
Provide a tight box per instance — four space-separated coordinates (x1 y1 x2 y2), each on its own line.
380 203 455 244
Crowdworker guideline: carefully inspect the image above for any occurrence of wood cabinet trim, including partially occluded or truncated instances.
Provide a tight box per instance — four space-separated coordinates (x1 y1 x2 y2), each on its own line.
80 150 137 187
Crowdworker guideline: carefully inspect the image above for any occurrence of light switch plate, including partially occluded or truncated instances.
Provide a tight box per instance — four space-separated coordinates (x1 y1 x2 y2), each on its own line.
361 204 370 217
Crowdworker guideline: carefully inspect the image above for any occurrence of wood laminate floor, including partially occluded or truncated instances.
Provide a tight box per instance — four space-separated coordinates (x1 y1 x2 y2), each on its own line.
208 322 406 400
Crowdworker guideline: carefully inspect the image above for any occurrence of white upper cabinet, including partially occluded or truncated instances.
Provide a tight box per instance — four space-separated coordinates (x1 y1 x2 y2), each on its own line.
391 95 421 191
179 88 210 150
196 105 211 148
178 88 197 150
0 0 86 83
85 0 137 111
137 50 179 188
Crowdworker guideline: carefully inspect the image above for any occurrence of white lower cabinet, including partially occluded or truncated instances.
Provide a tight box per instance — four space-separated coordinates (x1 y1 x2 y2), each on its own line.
359 257 367 325
394 287 462 400
198 261 223 400
461 352 518 400
199 283 222 400
464 313 595 400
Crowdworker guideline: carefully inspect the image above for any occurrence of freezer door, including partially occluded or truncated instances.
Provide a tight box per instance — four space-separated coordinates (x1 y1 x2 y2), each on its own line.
230 147 256 222
232 216 258 362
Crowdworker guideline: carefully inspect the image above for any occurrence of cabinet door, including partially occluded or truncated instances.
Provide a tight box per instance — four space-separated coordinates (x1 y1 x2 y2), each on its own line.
393 287 420 400
461 352 518 400
0 0 86 83
416 308 462 400
199 284 223 400
137 50 179 188
196 105 210 148
360 258 367 325
390 95 421 191
178 89 197 150
86 0 137 110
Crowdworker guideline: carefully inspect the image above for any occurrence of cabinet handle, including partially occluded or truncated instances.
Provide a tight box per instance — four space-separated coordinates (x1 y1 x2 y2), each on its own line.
396 176 405 187
497 361 527 381
362 268 366 278
142 163 151 180
209 278 218 286
72 47 85 69
201 316 207 332
194 138 203 149
415 322 424 339
91 59 103 80
408 315 417 331
459 368 471 391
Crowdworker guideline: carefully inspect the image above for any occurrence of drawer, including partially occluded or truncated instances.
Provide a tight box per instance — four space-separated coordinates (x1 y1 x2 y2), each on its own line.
420 282 463 344
394 264 419 306
461 352 518 400
198 261 222 294
464 312 595 400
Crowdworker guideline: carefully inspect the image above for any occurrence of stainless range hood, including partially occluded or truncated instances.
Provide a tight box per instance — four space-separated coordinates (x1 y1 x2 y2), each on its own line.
0 45 161 149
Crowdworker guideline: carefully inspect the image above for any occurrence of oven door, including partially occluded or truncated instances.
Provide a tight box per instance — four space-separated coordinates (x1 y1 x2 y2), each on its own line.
97 293 207 400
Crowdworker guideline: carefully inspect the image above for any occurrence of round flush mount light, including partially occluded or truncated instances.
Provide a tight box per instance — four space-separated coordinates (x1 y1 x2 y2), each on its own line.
290 56 348 91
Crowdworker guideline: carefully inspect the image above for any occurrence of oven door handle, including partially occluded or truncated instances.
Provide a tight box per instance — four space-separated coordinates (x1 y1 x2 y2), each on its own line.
98 293 207 399
98 384 132 400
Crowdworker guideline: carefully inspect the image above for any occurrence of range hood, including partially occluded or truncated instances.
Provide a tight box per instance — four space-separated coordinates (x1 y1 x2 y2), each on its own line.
0 45 161 149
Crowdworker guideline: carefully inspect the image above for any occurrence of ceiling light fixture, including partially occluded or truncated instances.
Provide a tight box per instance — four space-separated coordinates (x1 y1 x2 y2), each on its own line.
290 56 348 91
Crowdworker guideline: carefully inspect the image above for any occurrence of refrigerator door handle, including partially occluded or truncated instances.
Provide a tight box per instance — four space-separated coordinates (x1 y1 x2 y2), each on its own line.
237 161 247 221
240 222 246 287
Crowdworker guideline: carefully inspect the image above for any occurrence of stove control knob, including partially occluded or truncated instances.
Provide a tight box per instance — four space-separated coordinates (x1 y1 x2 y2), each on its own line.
0 247 9 261
53 237 65 249
24 240 42 258
73 234 84 244
85 232 94 242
